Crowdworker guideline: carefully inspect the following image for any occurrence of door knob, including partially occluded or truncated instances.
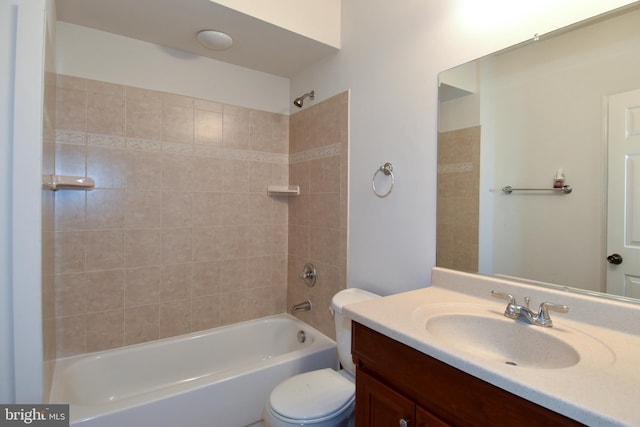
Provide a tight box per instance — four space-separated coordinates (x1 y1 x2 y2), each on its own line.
607 254 623 265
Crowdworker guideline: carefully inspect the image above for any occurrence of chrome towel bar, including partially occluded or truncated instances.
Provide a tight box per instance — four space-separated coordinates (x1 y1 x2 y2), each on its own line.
502 185 572 195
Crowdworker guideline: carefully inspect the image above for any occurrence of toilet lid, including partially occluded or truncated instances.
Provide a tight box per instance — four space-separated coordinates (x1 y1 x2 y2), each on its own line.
269 369 355 421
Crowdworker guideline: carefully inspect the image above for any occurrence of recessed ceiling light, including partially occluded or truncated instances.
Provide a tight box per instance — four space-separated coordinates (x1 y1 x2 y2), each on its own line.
196 30 233 51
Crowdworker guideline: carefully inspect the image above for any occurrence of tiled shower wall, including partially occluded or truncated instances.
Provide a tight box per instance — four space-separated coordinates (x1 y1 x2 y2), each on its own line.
436 126 480 273
287 92 349 339
42 71 56 362
53 75 290 356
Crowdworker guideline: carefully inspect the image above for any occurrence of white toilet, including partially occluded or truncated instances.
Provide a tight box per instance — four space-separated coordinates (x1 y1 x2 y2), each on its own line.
262 288 379 427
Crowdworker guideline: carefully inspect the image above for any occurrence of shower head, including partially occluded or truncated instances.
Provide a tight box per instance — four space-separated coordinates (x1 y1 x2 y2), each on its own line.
293 90 315 108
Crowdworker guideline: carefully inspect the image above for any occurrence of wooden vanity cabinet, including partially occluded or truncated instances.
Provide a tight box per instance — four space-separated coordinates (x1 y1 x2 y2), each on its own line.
352 322 584 427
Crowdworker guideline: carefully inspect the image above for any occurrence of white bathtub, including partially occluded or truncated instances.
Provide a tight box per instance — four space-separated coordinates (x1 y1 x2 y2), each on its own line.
49 314 338 427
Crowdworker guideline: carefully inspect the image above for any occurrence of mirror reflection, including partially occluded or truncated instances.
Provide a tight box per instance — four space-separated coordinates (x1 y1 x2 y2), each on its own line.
437 4 640 301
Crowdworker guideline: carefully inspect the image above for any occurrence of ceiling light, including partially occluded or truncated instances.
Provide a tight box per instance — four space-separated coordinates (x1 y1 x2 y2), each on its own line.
196 30 233 51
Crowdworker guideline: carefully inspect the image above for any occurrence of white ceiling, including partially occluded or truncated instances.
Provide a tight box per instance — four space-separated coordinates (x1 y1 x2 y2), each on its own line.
55 0 339 77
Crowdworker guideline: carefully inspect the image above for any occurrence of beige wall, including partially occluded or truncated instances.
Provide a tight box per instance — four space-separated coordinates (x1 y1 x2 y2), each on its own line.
53 75 290 356
287 91 349 339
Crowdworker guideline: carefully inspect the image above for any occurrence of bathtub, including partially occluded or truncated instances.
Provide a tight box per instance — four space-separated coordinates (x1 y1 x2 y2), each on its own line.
49 314 338 427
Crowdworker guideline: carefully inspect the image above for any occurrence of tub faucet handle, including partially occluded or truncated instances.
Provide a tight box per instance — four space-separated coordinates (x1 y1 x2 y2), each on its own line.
298 263 316 287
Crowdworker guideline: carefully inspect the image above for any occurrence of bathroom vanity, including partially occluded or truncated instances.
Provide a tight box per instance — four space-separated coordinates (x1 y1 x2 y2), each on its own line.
352 322 580 426
346 268 640 427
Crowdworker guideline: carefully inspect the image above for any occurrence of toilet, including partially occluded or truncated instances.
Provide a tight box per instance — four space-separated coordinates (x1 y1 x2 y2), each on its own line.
262 288 379 427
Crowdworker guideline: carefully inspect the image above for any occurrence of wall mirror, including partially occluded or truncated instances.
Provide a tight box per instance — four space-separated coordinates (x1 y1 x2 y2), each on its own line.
436 3 640 303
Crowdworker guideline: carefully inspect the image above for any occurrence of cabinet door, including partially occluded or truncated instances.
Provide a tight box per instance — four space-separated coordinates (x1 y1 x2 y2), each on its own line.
356 369 414 427
415 405 450 427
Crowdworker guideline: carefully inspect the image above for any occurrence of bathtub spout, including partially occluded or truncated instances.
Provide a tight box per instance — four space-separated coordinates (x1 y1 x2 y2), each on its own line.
291 300 312 313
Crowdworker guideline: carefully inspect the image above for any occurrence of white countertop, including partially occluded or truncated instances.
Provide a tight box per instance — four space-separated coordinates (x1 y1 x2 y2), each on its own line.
343 267 640 427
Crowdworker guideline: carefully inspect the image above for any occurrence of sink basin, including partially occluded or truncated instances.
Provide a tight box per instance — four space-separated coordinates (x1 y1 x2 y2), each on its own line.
413 304 615 370
426 313 579 368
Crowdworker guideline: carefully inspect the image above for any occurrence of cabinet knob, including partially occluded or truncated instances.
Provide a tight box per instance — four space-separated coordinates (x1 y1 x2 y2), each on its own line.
399 418 410 427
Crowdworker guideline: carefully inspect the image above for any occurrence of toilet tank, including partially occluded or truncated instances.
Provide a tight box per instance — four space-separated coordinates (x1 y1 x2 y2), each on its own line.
330 288 380 375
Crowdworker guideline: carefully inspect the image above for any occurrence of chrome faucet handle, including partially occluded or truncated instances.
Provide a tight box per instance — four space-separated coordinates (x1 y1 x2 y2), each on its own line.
491 290 518 318
490 290 516 305
536 302 569 327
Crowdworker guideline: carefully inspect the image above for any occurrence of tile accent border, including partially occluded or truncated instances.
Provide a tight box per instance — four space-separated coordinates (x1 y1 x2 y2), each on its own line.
438 162 473 174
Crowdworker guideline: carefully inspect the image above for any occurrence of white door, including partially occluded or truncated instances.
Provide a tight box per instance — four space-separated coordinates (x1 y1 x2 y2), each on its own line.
607 89 640 297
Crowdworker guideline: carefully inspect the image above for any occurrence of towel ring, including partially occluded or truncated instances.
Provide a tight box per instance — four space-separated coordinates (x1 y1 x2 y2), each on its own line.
372 162 394 198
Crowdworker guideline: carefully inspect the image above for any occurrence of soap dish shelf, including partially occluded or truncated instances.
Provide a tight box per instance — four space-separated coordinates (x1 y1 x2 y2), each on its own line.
43 175 95 191
267 185 300 196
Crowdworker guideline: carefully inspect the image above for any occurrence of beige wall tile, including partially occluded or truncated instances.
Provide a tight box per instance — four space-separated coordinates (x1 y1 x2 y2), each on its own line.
195 109 222 146
163 103 194 144
246 256 272 287
192 192 222 226
222 160 249 193
125 267 160 307
55 274 86 317
270 225 288 256
309 227 340 267
56 315 86 356
248 194 272 225
248 161 272 192
161 263 192 301
219 290 250 325
222 107 250 150
55 231 85 275
193 157 223 192
56 87 86 132
309 156 341 193
288 92 349 334
436 126 480 272
125 190 162 228
219 258 248 292
126 150 162 190
125 304 159 345
288 225 309 259
126 88 163 140
85 230 124 271
55 191 86 231
192 226 223 262
86 83 125 136
191 295 221 331
222 193 249 225
86 270 124 312
309 193 340 229
55 143 86 177
125 228 162 268
159 300 191 338
87 146 127 189
246 225 270 258
86 309 124 352
219 226 250 260
192 261 221 296
86 189 125 229
161 191 193 227
161 228 193 264
162 154 193 191
53 77 298 356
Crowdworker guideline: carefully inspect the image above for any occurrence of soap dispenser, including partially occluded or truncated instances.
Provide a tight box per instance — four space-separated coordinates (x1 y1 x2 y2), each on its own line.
553 169 565 188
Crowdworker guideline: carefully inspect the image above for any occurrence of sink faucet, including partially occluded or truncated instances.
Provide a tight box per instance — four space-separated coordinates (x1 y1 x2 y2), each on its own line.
491 290 569 327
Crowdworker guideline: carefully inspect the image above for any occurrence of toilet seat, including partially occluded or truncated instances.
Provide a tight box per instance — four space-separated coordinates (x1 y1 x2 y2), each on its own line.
268 368 355 423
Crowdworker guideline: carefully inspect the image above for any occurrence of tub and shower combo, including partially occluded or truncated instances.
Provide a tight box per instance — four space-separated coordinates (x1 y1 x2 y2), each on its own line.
49 314 337 427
